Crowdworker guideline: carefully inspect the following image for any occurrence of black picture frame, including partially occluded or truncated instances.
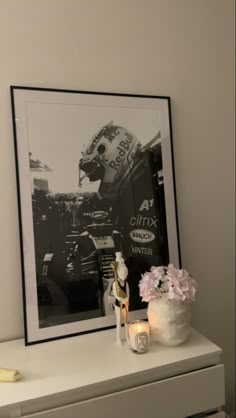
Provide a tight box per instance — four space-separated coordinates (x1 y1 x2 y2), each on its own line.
11 86 181 345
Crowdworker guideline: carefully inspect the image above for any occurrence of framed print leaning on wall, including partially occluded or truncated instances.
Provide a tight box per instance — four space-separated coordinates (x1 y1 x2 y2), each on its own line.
11 86 181 345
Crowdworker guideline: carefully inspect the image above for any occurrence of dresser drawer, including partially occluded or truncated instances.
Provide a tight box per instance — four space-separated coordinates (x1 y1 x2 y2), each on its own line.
23 365 225 418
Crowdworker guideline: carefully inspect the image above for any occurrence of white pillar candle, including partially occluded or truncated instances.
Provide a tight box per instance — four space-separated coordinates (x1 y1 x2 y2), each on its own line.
128 320 149 353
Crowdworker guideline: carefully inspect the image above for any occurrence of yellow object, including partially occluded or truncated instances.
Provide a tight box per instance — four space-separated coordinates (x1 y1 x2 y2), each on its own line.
0 368 21 382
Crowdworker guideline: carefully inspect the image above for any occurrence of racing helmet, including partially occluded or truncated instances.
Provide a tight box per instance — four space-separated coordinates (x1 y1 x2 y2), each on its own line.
79 122 141 197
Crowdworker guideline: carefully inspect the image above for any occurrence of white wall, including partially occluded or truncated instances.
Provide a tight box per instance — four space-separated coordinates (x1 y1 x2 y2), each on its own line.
0 0 234 412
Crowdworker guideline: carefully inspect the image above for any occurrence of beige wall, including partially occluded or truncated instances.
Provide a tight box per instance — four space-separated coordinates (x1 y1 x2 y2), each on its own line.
0 0 234 412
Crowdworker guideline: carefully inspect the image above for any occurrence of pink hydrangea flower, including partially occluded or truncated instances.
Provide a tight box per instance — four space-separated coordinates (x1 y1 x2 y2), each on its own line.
139 264 198 303
139 271 161 302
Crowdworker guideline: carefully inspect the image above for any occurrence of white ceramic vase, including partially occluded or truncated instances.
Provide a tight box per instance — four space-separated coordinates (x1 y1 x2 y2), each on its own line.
147 296 192 346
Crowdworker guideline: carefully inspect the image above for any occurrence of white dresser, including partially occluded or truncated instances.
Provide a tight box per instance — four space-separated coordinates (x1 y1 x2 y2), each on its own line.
0 329 225 418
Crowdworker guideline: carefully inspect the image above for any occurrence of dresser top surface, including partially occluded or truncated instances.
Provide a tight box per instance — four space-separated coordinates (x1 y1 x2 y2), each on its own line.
0 328 222 409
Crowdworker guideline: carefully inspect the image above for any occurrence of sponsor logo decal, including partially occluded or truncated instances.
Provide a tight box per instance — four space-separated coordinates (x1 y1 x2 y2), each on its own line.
130 215 158 228
109 132 134 170
129 229 155 243
87 126 112 155
139 199 154 211
131 245 153 255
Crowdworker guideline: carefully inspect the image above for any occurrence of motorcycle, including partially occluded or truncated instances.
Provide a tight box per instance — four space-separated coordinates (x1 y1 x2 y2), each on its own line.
37 210 120 324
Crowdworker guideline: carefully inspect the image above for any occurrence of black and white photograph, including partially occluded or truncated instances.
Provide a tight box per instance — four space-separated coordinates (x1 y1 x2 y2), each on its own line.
11 87 180 344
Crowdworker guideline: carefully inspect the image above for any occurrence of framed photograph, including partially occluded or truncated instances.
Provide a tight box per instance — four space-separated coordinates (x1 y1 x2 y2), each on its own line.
11 86 181 345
